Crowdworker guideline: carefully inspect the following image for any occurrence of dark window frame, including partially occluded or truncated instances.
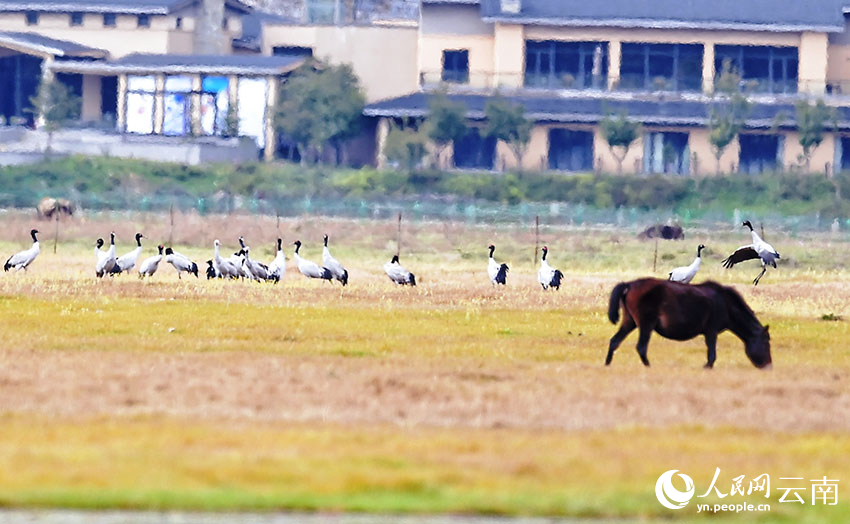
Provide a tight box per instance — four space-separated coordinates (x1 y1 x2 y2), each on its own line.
70 12 84 26
714 45 798 94
525 40 608 90
25 11 39 26
548 128 594 172
137 14 150 28
738 133 782 174
103 13 116 27
442 49 469 84
619 43 703 92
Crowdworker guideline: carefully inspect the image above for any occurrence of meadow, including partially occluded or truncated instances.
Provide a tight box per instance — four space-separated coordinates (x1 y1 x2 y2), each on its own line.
0 209 849 523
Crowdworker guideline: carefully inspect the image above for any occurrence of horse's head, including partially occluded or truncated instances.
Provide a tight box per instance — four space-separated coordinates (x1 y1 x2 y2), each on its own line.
745 325 772 369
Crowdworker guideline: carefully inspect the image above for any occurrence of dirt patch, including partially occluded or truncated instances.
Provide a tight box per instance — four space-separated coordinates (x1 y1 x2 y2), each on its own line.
1 348 847 433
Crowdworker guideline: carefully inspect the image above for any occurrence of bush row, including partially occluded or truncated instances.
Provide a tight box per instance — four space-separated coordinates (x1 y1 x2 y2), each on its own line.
1 156 848 217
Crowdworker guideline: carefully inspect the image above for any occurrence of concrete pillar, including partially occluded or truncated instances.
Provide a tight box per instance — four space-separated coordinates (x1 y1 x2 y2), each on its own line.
153 74 165 134
799 32 828 95
702 42 715 94
376 117 390 169
227 74 239 136
117 73 127 132
190 74 202 136
35 56 54 129
493 23 524 88
264 75 278 162
607 40 621 90
80 74 102 122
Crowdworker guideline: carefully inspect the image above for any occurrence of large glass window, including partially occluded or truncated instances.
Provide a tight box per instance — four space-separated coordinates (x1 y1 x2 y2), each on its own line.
643 132 690 175
715 45 798 94
525 41 607 90
548 129 594 171
454 128 495 170
619 43 703 92
442 50 469 84
739 134 783 174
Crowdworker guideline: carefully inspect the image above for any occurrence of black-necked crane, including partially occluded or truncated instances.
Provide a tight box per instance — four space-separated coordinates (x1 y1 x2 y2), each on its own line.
722 221 780 286
213 239 240 279
669 244 704 284
487 244 508 285
322 234 349 286
111 232 145 274
537 246 564 290
165 247 198 279
267 238 286 283
95 232 117 278
138 245 164 279
293 240 332 282
384 255 416 286
4 229 40 272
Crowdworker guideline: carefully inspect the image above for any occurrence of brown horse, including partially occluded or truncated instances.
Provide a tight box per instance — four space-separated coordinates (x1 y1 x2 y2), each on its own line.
606 278 772 368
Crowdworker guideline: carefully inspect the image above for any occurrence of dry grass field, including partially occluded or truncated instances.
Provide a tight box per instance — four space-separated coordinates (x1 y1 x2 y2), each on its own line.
0 209 849 523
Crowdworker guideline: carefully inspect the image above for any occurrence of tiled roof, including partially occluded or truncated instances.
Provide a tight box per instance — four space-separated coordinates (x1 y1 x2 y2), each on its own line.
49 52 306 75
0 30 107 57
0 0 250 15
364 91 850 130
479 0 847 32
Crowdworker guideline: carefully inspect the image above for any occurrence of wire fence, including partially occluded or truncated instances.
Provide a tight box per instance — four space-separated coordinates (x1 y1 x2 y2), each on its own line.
4 187 848 237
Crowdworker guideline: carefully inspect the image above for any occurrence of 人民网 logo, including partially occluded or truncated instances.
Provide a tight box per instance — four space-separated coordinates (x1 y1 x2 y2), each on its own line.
656 469 696 509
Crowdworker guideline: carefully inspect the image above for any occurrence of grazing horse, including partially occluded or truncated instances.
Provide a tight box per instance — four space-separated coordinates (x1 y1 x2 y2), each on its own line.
606 278 772 368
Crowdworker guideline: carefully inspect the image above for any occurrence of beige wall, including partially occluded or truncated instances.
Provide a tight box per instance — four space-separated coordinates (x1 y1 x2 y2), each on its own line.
0 7 242 57
419 34 494 88
80 74 101 121
782 131 836 172
799 32 829 94
827 44 850 88
688 128 739 175
492 23 524 88
262 24 419 102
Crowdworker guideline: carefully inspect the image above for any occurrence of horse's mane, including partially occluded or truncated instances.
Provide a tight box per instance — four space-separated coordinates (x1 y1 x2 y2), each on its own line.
699 280 760 326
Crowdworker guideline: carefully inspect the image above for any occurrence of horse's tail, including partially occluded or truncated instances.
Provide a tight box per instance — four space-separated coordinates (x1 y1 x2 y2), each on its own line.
608 282 630 324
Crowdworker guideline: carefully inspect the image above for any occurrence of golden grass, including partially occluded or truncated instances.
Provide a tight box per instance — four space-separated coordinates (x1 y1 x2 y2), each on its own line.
0 211 849 520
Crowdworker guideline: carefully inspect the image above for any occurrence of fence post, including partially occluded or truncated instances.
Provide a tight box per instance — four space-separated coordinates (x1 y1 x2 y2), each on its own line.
534 215 540 265
653 238 658 273
397 212 402 256
53 212 59 254
169 203 174 246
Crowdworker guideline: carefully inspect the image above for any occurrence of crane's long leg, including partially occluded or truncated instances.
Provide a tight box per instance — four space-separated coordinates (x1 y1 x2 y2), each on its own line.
753 265 767 286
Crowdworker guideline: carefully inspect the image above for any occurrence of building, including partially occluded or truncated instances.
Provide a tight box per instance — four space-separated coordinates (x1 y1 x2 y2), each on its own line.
6 0 850 172
0 0 308 160
365 0 850 175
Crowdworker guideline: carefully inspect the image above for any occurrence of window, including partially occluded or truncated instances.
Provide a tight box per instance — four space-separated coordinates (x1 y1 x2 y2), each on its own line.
25 11 38 26
442 50 469 84
175 17 182 29
840 136 850 172
548 129 594 171
70 12 84 26
739 134 783 174
715 45 798 94
525 41 607 89
273 46 313 58
644 132 690 175
454 128 495 170
619 43 703 92
103 13 116 27
138 14 150 28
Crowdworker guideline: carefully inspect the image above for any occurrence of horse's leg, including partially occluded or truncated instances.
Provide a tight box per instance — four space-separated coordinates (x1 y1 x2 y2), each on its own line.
605 316 636 366
635 322 655 367
703 331 717 369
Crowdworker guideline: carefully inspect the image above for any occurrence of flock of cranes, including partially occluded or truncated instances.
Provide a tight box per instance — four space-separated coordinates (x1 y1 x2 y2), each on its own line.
4 221 782 287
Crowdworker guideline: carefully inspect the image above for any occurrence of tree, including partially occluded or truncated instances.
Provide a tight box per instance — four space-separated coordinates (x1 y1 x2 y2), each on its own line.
275 59 366 164
384 121 428 172
424 90 467 168
599 110 640 175
708 60 751 174
28 77 81 152
484 96 532 171
795 98 834 172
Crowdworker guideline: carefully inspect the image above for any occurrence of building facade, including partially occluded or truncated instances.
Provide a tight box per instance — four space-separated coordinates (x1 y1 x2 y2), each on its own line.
365 0 850 175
